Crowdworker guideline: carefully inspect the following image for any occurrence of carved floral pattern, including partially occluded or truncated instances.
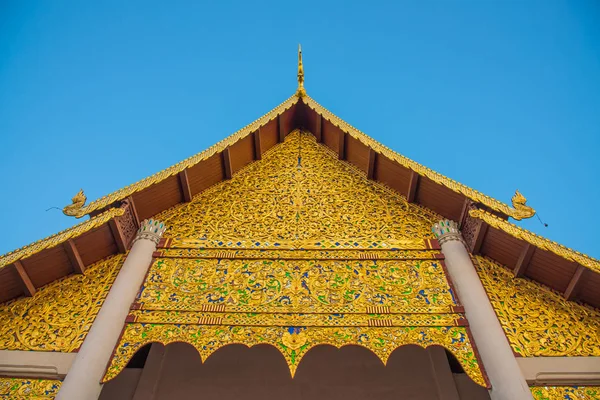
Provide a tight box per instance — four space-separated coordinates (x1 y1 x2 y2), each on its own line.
104 324 485 386
105 132 487 388
0 254 125 352
115 200 138 246
0 377 61 399
157 247 441 260
139 257 455 314
156 131 440 243
530 386 600 400
474 256 600 357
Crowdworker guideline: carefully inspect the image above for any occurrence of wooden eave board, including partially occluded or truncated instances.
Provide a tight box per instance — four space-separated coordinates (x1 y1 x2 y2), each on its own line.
0 267 23 303
73 225 119 266
579 272 600 308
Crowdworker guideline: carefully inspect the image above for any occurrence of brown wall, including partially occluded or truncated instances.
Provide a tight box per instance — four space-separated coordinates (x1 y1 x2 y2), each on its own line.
101 343 490 400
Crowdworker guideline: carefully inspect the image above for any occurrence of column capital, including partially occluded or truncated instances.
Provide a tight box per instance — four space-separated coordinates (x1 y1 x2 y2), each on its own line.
133 219 167 245
432 220 465 246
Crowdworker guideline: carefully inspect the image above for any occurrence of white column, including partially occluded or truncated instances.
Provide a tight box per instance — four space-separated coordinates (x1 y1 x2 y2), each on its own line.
56 219 166 400
433 220 532 400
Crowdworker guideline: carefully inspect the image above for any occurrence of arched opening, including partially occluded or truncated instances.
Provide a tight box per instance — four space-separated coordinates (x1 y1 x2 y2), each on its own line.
100 342 490 400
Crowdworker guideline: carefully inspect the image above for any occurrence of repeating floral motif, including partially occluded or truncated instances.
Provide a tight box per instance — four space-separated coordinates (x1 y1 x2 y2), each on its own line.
104 324 485 386
0 377 61 399
156 131 440 243
0 254 125 352
530 386 600 400
158 247 441 260
106 130 487 388
139 257 455 314
129 310 462 326
474 256 600 357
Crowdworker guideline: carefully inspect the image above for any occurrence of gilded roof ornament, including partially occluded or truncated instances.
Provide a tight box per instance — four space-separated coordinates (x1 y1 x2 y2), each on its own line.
63 189 87 218
510 190 535 220
296 44 306 97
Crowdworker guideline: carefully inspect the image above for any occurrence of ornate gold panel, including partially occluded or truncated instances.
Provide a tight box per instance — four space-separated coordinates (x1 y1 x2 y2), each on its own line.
138 257 456 314
157 247 441 260
106 131 485 388
0 254 125 352
105 324 484 386
0 377 61 399
474 256 600 357
156 131 440 242
530 386 600 400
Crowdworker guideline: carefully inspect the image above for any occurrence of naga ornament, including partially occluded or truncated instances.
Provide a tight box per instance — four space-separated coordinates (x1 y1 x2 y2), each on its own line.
63 189 87 218
510 190 535 220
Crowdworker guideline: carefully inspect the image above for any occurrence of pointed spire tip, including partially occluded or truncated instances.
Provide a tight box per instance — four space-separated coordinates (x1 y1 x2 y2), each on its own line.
296 44 306 98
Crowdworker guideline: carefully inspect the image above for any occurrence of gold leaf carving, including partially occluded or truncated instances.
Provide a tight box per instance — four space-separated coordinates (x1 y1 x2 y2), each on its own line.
104 324 485 386
474 255 600 357
139 257 456 314
105 132 486 389
62 95 299 218
0 254 125 352
0 377 61 399
469 208 600 274
302 95 536 221
0 208 124 270
530 386 600 400
157 131 440 242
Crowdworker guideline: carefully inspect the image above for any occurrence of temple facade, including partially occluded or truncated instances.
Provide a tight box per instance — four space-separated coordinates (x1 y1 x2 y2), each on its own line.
0 49 599 400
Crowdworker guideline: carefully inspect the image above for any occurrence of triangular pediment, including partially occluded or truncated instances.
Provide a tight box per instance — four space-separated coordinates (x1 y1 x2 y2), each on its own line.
157 130 439 246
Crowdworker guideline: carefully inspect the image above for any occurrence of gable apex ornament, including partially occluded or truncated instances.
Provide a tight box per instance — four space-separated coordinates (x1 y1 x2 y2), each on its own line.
296 44 306 98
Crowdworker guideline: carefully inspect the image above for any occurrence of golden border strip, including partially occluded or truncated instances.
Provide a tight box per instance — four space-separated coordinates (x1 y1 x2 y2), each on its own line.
470 208 600 274
168 237 429 250
302 95 524 220
0 208 125 270
155 248 441 261
137 304 457 315
128 310 463 327
69 95 299 217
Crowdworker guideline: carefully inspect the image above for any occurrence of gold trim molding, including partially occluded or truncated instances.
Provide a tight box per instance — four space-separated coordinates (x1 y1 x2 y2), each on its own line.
60 92 533 223
470 208 600 274
474 256 600 357
302 95 535 221
0 377 61 399
104 324 486 387
62 95 299 218
530 386 600 400
0 208 125 270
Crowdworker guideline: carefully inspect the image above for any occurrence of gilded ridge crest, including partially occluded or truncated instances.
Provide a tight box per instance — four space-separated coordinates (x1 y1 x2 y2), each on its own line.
301 95 536 221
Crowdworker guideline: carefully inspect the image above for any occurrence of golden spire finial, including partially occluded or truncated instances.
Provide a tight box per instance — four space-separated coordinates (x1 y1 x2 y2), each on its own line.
297 44 306 97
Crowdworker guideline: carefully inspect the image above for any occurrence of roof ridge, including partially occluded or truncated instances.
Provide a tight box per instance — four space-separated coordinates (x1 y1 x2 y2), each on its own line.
63 94 300 218
302 95 535 221
470 208 600 274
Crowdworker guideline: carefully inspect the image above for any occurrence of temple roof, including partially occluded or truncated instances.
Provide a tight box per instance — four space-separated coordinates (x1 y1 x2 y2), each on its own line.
1 50 598 310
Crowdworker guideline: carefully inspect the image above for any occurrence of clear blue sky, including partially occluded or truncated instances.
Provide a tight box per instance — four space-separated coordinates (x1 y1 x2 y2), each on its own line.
1 1 599 258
